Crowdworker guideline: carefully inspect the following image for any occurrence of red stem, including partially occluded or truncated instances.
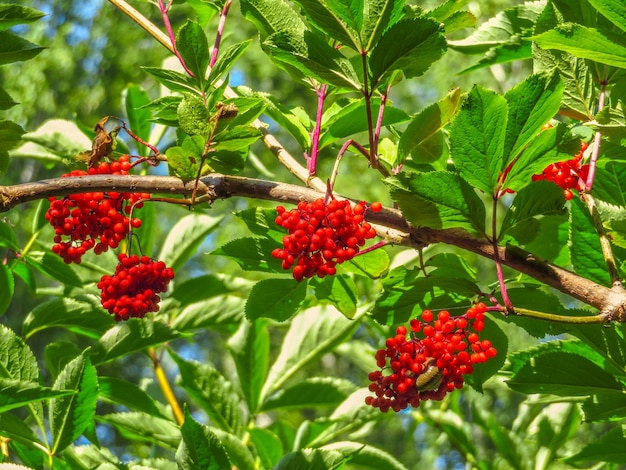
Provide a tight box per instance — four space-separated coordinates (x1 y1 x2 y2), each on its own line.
157 0 194 77
584 69 608 192
210 0 232 68
492 196 514 313
308 83 327 176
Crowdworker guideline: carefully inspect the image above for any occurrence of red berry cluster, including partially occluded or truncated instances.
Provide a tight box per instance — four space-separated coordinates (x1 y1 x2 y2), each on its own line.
98 253 174 321
365 303 497 412
272 198 382 281
532 141 589 200
46 156 150 263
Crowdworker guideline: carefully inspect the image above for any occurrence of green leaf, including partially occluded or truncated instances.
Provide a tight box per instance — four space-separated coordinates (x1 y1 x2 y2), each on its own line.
176 20 210 81
0 87 17 110
459 42 531 74
44 341 82 380
263 30 361 90
166 134 205 180
178 92 211 136
170 296 245 332
507 351 623 396
98 412 180 449
24 250 82 287
260 307 362 403
248 427 283 469
0 263 13 316
569 197 611 286
169 350 245 436
0 220 18 250
582 390 626 422
342 248 389 279
564 425 626 465
98 376 165 418
275 448 347 470
450 85 509 194
533 23 626 69
124 85 152 157
464 314 508 393
176 409 232 470
0 5 45 30
590 0 626 32
397 88 462 166
159 213 223 272
91 320 180 365
290 0 362 51
245 278 307 322
23 297 114 340
141 67 199 94
240 0 306 38
0 378 73 414
213 125 261 152
227 319 270 414
320 442 409 470
502 72 564 164
500 181 566 238
0 120 25 153
361 0 405 51
311 275 357 318
0 324 38 382
208 40 252 87
0 31 43 65
593 161 626 206
171 273 244 305
369 17 446 86
212 237 283 272
49 353 99 453
0 412 44 449
386 172 486 235
262 377 356 411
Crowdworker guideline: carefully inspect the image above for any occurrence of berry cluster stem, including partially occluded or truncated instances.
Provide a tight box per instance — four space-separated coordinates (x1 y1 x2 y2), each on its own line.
150 348 184 425
307 83 328 176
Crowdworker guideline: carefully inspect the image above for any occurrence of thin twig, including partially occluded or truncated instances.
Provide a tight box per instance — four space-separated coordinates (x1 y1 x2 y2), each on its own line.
150 348 184 425
307 83 327 176
210 0 232 68
157 0 194 76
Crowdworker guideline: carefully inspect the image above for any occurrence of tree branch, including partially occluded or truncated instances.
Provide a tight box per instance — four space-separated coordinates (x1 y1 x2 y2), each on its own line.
2 173 624 319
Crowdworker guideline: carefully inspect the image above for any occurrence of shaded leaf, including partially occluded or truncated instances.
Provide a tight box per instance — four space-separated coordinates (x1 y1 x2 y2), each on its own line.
245 278 307 322
176 409 231 470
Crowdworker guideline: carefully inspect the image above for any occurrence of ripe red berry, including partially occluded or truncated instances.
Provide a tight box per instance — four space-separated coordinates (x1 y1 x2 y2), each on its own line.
272 198 380 281
365 305 498 412
97 253 174 321
532 140 589 199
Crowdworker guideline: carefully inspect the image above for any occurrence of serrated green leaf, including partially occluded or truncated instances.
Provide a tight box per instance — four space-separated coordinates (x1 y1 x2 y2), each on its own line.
91 320 180 365
362 0 405 51
0 378 73 414
311 275 357 318
275 448 347 470
450 85 508 194
500 181 566 238
503 71 564 164
533 23 626 69
564 425 626 464
98 412 180 449
320 441 409 470
176 409 231 470
159 213 222 272
245 278 307 322
170 296 245 332
208 40 252 86
98 376 165 418
594 161 626 206
141 95 182 126
171 274 243 306
569 197 611 286
227 319 270 414
166 135 205 180
0 5 45 30
0 263 13 316
178 93 211 136
0 87 17 110
248 427 283 469
176 20 210 81
369 17 446 86
397 88 462 166
240 0 306 38
124 85 152 157
24 250 82 287
169 351 245 436
0 324 38 382
0 220 18 250
386 172 486 235
262 377 356 411
44 341 82 380
0 31 43 65
290 0 361 51
0 412 44 449
263 29 361 90
507 351 622 396
213 125 261 152
590 0 626 32
582 390 626 422
142 67 199 94
50 353 99 453
261 307 363 403
23 297 114 340
342 247 389 279
212 236 284 272
459 42 531 74
464 314 508 393
0 120 25 153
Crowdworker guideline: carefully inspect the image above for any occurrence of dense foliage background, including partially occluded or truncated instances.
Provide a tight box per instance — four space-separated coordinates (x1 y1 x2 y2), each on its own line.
2 0 626 468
